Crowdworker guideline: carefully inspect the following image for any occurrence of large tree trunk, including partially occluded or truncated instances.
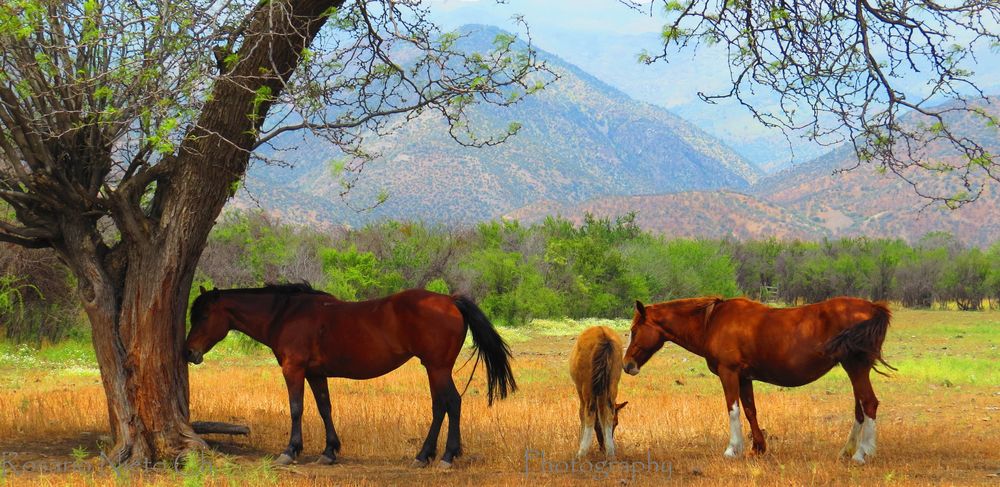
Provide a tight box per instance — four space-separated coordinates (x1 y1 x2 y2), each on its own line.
51 0 344 465
57 217 204 464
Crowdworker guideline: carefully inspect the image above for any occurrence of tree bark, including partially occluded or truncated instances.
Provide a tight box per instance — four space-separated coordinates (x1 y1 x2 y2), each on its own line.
54 216 203 464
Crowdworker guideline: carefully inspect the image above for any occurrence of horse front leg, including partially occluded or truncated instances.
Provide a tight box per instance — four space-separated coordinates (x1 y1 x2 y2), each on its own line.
307 375 341 465
739 377 766 454
718 367 745 458
276 363 306 465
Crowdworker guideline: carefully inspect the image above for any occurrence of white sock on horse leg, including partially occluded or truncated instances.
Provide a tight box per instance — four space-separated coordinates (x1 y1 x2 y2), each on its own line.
840 420 862 458
577 423 594 458
723 401 744 458
852 415 876 464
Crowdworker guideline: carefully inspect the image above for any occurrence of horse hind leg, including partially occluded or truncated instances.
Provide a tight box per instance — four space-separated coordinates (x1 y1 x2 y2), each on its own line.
596 402 616 458
591 396 617 458
839 400 863 459
576 403 596 458
306 375 341 465
439 374 463 468
413 368 450 468
843 361 879 464
739 378 766 454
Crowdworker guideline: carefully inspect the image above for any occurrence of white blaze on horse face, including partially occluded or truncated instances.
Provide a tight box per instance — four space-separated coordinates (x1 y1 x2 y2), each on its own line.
577 423 594 458
723 401 744 458
852 414 877 464
840 420 862 459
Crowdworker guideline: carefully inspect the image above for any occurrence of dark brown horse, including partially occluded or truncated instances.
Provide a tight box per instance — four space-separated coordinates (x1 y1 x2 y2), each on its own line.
623 296 893 464
184 284 515 468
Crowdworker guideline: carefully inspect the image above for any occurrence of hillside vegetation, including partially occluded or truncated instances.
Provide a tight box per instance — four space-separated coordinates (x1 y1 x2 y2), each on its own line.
7 212 999 345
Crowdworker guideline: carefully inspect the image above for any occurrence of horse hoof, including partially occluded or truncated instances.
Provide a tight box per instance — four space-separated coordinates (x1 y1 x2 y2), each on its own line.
438 460 453 470
275 453 295 466
410 459 430 468
315 454 336 465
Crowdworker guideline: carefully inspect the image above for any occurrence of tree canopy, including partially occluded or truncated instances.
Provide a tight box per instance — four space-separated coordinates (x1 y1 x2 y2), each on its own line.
625 0 1000 206
0 0 551 250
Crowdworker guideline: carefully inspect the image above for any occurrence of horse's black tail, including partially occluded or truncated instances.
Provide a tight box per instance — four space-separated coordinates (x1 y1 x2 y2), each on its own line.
453 295 516 405
825 302 896 376
590 338 616 412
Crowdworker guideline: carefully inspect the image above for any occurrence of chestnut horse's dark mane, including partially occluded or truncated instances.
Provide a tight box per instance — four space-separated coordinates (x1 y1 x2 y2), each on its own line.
190 282 331 326
213 282 330 296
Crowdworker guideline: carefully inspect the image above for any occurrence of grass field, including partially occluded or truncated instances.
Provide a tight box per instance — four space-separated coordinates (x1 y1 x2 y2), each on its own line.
0 309 998 485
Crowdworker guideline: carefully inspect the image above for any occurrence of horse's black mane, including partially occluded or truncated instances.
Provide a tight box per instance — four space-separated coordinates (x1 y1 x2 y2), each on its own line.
190 282 331 326
205 282 331 297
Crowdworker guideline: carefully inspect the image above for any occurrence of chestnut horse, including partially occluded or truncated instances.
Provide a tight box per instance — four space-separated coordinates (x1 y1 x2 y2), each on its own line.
623 297 893 464
569 326 628 458
184 284 515 468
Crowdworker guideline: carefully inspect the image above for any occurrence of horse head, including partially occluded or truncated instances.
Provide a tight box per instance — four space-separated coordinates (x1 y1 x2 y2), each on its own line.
184 286 229 365
623 300 666 375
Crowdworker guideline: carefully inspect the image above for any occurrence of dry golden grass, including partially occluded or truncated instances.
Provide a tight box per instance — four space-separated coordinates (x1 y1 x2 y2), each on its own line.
1 309 998 485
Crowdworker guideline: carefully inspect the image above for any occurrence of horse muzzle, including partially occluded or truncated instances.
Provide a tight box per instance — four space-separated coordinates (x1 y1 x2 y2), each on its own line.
623 360 640 376
185 349 204 365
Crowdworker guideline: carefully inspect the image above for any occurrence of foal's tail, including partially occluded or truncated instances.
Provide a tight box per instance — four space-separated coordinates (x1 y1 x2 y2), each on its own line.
453 295 517 405
825 301 896 376
590 337 617 412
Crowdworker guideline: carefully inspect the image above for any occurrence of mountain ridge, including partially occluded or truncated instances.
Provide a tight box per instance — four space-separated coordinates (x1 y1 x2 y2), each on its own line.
506 98 1000 246
239 24 760 226
237 25 999 246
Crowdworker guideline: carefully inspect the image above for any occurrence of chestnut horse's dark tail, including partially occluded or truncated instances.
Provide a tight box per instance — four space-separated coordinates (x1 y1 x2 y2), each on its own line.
825 302 896 376
453 295 517 405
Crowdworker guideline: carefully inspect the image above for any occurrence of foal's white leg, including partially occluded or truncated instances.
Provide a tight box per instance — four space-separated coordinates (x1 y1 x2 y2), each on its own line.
839 420 862 459
576 422 594 458
602 421 616 458
723 401 744 458
852 415 877 464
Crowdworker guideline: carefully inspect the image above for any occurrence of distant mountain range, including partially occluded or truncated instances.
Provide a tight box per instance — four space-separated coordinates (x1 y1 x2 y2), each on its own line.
507 99 1000 246
239 25 758 226
236 25 1000 247
431 2 1000 173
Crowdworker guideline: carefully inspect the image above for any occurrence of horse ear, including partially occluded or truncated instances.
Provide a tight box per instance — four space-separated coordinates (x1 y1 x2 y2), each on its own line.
635 300 645 318
616 401 628 411
199 285 208 294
